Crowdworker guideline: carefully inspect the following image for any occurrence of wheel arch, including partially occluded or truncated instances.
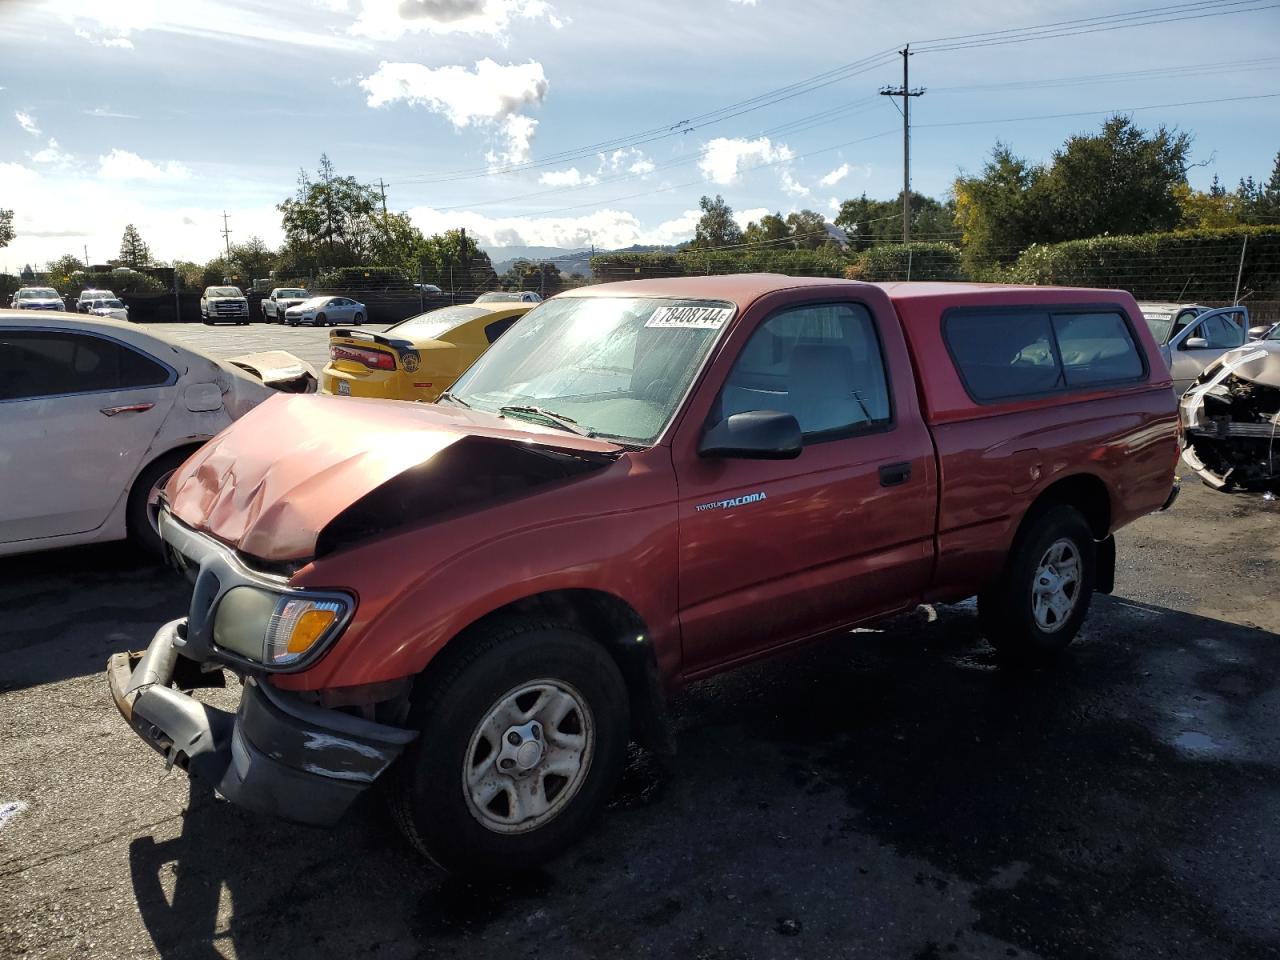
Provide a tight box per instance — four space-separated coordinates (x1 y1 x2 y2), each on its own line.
415 588 675 757
1012 471 1114 593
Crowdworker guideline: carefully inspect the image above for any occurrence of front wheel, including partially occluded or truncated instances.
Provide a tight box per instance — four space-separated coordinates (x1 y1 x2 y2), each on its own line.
390 620 629 875
978 504 1096 666
315 312 327 326
353 312 364 325
126 448 194 555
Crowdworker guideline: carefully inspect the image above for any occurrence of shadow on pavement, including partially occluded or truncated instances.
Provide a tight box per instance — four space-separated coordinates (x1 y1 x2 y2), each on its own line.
122 596 1280 960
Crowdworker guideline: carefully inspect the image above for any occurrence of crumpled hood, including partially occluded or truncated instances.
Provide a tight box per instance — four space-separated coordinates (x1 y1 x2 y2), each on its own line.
165 394 622 562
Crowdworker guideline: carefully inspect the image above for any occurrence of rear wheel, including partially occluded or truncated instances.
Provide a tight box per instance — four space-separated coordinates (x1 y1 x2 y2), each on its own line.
126 448 196 556
353 312 364 325
316 312 327 327
390 620 629 875
978 504 1096 666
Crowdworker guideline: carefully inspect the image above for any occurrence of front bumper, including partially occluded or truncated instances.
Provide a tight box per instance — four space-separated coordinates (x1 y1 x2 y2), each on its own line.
107 619 416 826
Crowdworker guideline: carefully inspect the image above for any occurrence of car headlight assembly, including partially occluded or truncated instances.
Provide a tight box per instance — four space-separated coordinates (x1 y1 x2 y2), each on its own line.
213 586 353 668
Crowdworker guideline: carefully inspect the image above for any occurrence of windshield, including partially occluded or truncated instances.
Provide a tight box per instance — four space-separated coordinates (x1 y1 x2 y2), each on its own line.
207 286 243 298
1265 324 1280 342
278 289 308 298
17 288 58 300
390 305 486 340
450 297 735 445
1142 313 1174 344
100 299 125 308
81 289 113 299
297 297 329 308
477 292 526 303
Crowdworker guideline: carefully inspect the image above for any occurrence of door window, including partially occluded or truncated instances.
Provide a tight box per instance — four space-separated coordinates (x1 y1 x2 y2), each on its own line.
1051 311 1145 387
716 303 892 440
945 310 1062 401
0 331 170 401
1191 315 1245 350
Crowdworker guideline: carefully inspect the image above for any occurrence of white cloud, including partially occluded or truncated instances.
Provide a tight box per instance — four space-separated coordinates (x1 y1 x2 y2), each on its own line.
31 139 73 166
828 197 841 213
361 59 547 124
780 170 810 198
486 114 539 167
408 205 700 251
733 207 770 230
84 106 141 120
362 59 547 168
15 111 39 136
538 167 598 187
728 0 759 4
698 136 793 185
598 147 655 177
97 149 190 182
75 27 135 48
819 163 850 187
351 0 559 38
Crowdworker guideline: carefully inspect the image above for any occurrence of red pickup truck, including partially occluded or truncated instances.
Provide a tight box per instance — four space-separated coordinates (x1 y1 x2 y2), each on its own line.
109 276 1180 873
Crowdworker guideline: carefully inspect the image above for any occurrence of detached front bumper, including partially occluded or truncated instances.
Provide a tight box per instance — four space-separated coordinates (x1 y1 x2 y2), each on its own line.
108 619 416 826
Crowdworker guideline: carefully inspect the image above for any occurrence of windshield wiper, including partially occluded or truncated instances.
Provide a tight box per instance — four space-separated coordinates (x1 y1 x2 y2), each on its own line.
438 391 471 408
499 404 594 437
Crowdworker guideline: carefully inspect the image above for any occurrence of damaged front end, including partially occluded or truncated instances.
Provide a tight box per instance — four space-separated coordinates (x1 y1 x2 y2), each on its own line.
1180 345 1280 491
225 350 318 394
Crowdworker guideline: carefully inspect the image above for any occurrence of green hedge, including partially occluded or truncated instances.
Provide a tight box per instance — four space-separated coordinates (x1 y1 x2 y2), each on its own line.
1009 226 1280 301
850 242 964 282
590 248 847 281
314 265 413 289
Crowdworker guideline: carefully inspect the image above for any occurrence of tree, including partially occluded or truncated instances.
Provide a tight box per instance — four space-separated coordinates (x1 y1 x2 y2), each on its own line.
784 209 829 249
278 155 381 269
20 264 35 281
417 229 496 294
691 195 743 249
1040 115 1190 240
1237 151 1280 224
952 144 1050 268
835 192 953 249
0 208 13 249
171 261 204 290
1175 181 1245 229
367 212 429 275
228 235 274 282
742 212 789 246
118 224 151 267
46 254 84 289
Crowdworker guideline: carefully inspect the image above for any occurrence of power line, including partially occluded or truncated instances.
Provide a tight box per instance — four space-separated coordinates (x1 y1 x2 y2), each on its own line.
879 47 926 242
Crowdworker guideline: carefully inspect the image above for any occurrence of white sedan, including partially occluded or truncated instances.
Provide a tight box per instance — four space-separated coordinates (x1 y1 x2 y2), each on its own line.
0 311 315 557
283 296 366 327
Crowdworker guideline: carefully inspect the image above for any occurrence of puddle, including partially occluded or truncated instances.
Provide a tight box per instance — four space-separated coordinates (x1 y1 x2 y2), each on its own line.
0 800 27 828
1171 730 1223 756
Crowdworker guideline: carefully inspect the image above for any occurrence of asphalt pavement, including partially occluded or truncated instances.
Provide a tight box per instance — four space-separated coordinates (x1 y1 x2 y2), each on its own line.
1 328 1279 959
147 320 396 372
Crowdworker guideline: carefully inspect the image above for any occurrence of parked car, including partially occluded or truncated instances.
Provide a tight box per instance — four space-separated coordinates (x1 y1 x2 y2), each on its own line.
476 290 543 304
77 288 116 313
1139 301 1252 395
1180 325 1280 490
200 285 250 325
321 302 533 401
0 311 316 558
282 295 366 327
109 277 1179 874
261 287 311 323
11 286 64 311
85 297 130 322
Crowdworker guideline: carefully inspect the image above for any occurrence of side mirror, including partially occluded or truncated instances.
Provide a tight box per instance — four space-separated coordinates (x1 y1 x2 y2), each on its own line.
1183 337 1209 350
699 410 802 460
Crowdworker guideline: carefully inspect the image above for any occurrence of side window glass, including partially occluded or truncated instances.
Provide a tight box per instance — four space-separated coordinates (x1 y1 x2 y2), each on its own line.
718 303 891 440
484 316 519 344
1051 311 1144 387
946 311 1061 401
0 331 167 401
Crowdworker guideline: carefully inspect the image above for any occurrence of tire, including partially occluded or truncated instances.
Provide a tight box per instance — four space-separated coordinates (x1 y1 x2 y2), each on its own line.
353 312 364 326
390 619 629 875
316 312 327 327
978 504 1096 666
126 448 196 556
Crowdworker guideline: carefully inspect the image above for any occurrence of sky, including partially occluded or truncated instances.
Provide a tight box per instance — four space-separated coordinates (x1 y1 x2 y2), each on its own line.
2 0 1279 270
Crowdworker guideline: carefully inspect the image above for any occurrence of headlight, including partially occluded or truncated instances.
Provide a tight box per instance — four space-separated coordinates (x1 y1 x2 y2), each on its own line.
213 586 352 667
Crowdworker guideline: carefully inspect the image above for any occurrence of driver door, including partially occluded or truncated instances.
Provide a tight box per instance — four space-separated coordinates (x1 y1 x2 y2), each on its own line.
672 300 936 677
1168 307 1248 394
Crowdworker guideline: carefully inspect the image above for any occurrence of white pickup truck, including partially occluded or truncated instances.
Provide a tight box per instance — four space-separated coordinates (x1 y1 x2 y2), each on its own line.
260 287 311 323
200 286 250 325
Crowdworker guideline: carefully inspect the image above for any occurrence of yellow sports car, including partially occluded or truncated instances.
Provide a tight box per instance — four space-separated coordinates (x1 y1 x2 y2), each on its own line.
321 302 534 402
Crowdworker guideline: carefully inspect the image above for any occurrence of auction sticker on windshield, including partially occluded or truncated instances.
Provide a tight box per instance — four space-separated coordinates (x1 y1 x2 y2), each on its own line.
645 305 734 329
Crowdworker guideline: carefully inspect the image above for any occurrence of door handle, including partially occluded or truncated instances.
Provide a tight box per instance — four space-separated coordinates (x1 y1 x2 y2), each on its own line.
878 461 912 487
100 403 154 417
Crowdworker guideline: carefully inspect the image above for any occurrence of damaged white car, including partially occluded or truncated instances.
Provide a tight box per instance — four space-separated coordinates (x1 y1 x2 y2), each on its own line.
1180 326 1280 491
0 311 316 557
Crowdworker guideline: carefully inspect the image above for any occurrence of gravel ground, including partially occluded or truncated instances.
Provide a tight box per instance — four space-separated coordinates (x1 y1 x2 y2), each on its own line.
1 343 1278 960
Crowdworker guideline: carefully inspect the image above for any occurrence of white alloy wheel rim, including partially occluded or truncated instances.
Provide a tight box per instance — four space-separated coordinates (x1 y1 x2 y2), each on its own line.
462 679 594 834
1032 537 1082 632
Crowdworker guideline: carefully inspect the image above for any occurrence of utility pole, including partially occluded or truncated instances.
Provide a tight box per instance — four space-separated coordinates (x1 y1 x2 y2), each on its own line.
83 244 90 268
879 46 925 243
376 179 389 218
220 211 233 258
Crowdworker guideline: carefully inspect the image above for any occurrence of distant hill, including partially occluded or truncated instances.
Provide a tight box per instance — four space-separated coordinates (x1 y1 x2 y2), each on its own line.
485 242 688 280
